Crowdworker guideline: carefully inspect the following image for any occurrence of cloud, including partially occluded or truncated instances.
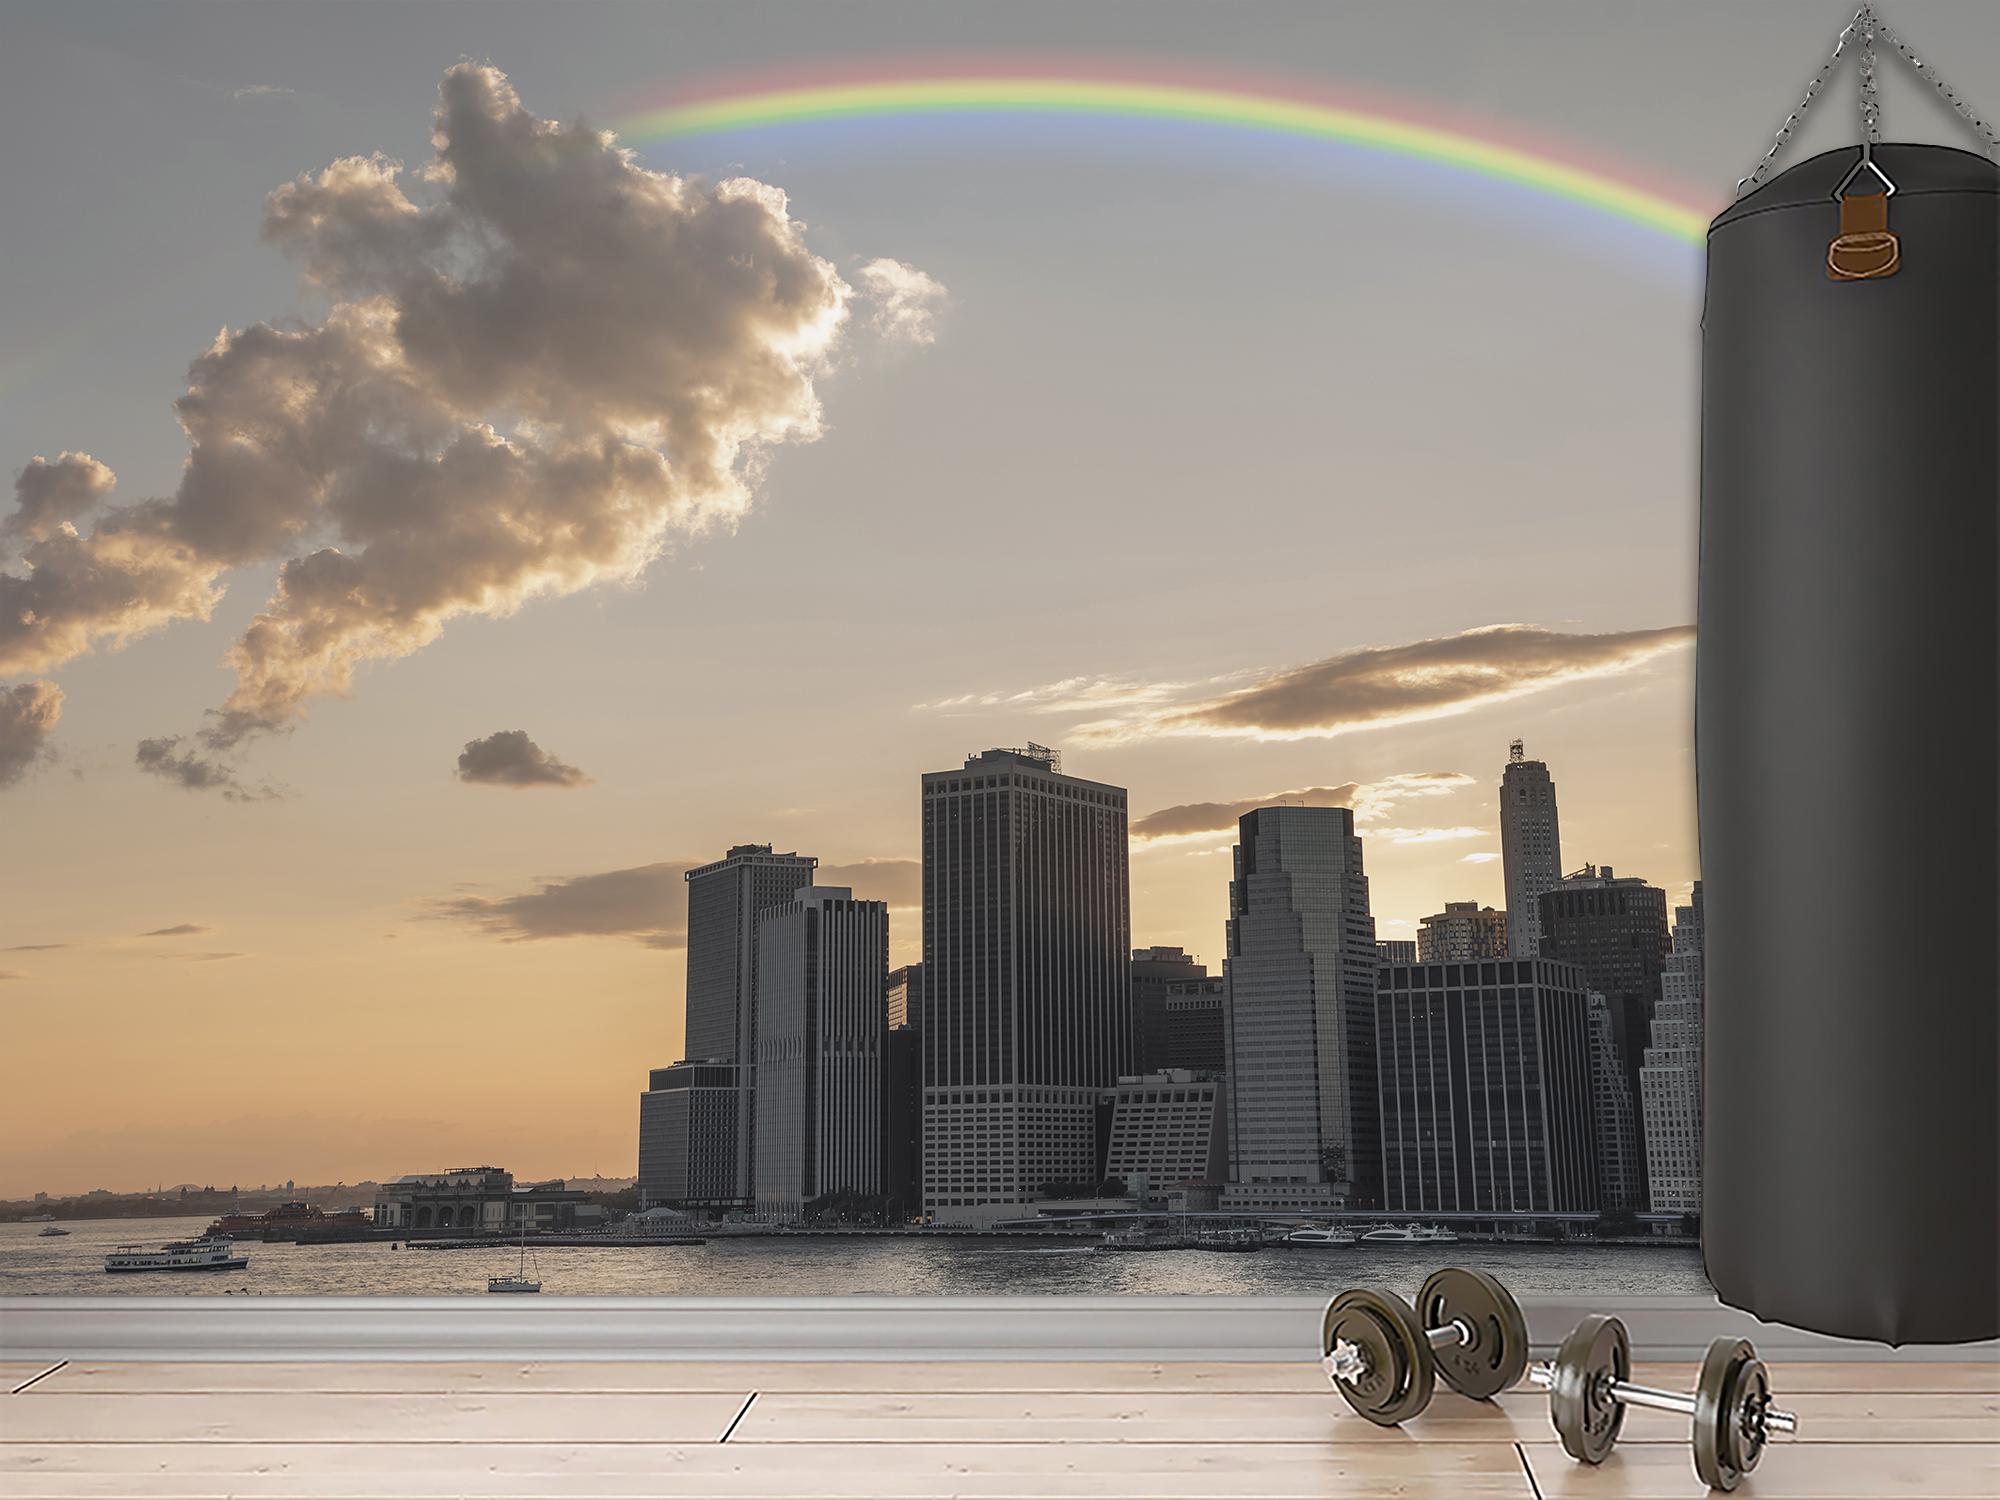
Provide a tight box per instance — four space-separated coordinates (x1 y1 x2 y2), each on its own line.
1461 851 1501 864
425 861 698 949
1143 625 1694 741
134 736 282 802
856 258 948 346
1 64 930 781
1132 770 1473 844
5 454 115 545
816 858 922 908
3 943 66 952
232 84 293 100
455 729 591 789
185 951 245 962
140 924 211 938
0 679 62 788
0 970 24 981
915 675 1201 717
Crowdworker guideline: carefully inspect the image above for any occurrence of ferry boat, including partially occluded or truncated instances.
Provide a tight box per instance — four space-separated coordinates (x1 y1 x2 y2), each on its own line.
1284 1226 1358 1247
105 1236 250 1273
1357 1223 1460 1244
204 1201 372 1240
37 1225 70 1237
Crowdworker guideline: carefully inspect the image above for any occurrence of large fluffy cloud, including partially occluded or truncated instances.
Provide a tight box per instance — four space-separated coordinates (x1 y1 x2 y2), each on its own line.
1 63 934 782
455 729 591 789
3 454 115 547
0 679 62 788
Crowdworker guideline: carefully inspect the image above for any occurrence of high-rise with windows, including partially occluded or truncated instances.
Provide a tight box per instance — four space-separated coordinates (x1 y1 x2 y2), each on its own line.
1416 901 1509 962
1641 883 1705 1216
682 844 818 1201
753 887 889 1221
920 746 1131 1218
1500 741 1563 957
1132 947 1225 1076
1221 805 1380 1209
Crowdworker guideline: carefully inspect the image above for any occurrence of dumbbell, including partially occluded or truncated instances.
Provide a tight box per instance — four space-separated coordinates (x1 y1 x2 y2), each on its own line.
1529 1313 1800 1492
1320 1267 1531 1425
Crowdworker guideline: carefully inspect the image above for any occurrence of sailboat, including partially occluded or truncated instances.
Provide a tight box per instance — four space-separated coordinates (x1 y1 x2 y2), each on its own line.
487 1211 541 1294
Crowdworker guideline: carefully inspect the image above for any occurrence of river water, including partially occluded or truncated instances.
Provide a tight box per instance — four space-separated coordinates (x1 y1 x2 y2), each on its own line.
1 1216 1711 1297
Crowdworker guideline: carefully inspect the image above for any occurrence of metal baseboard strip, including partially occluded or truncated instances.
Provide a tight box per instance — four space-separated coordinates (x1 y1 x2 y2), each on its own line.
3 1295 1995 1363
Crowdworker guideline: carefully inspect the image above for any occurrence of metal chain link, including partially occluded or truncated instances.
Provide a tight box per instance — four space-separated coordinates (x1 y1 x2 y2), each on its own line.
1734 4 1999 199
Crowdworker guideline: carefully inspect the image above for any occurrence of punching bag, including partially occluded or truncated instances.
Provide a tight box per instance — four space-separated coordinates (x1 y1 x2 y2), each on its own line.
1698 140 2000 1344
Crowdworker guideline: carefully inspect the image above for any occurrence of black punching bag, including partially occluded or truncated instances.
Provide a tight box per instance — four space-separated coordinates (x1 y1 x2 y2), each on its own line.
1699 142 2000 1345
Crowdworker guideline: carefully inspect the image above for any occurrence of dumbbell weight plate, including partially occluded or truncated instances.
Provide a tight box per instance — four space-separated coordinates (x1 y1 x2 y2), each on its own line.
1693 1338 1768 1493
1321 1286 1435 1426
1548 1313 1629 1465
1416 1267 1530 1401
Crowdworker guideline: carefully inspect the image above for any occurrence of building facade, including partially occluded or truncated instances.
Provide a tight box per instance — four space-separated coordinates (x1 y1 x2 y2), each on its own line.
920 746 1131 1218
886 964 924 1219
1102 1070 1227 1196
1132 946 1225 1075
1416 901 1509 963
1500 741 1563 957
1221 805 1380 1209
753 887 889 1221
1377 939 1419 965
373 1168 597 1232
637 1061 749 1210
1641 882 1705 1215
683 845 818 1201
1375 959 1598 1214
1537 863 1671 1207
1587 993 1644 1211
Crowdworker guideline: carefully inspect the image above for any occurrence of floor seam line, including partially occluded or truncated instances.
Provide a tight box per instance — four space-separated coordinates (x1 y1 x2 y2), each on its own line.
9 1362 66 1395
720 1391 757 1443
1514 1441 1545 1500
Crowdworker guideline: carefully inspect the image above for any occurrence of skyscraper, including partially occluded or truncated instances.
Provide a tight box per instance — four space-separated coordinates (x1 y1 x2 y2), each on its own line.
683 844 818 1200
1500 740 1563 957
1377 957 1598 1213
1641 883 1705 1216
920 746 1131 1219
885 965 923 1220
637 1061 748 1210
1132 946 1225 1075
1588 992 1644 1211
753 887 889 1221
1416 901 1509 962
1539 864 1671 1209
1221 805 1380 1210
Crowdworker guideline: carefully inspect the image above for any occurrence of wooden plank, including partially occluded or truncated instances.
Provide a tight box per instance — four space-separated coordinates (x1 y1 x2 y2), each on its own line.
0 1440 1537 1498
729 1388 1998 1445
1521 1441 2000 1498
2 1366 60 1395
1628 1362 1999 1394
0 1391 748 1444
30 1360 1328 1395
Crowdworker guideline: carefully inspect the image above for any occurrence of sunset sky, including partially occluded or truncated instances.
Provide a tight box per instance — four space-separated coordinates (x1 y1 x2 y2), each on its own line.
5 2 1993 1198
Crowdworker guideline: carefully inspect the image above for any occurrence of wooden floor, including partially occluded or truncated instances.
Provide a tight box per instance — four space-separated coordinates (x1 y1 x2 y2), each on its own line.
2 1358 1995 1497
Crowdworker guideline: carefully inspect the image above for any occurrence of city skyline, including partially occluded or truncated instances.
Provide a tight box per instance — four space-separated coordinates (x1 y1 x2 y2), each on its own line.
6 0 1817 1201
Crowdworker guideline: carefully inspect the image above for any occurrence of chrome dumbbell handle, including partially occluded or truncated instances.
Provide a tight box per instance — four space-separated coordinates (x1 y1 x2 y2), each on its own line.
1529 1363 1800 1435
1328 1319 1472 1383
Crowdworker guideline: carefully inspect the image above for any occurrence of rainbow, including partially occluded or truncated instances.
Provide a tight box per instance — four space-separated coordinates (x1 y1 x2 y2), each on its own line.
614 68 1713 246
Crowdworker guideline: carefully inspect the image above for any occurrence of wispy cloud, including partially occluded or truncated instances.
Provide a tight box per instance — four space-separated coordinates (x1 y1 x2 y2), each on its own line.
0 679 62 790
815 858 921 908
3 943 66 953
1133 771 1474 844
231 83 294 101
0 970 25 981
140 923 211 938
134 737 283 803
424 862 698 949
1461 851 1501 864
856 259 948 346
185 951 245 963
934 625 1691 745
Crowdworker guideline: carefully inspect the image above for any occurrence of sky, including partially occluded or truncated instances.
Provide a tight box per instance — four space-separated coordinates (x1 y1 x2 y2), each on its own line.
4 1 1995 1198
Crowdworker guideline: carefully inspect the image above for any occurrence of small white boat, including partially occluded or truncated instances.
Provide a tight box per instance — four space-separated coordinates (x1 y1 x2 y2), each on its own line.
1357 1223 1460 1244
487 1218 541 1293
105 1236 249 1273
1284 1226 1358 1247
37 1225 70 1237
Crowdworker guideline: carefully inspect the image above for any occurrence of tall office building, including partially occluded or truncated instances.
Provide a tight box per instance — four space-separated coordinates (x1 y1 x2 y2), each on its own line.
1538 864 1671 1207
1588 992 1644 1211
1641 883 1705 1216
1221 805 1380 1210
886 965 923 1220
1132 947 1225 1075
753 887 889 1221
1377 958 1598 1214
682 845 818 1200
1102 1070 1228 1198
1416 901 1510 962
1376 939 1419 965
1500 741 1563 957
920 746 1131 1218
637 1061 749 1210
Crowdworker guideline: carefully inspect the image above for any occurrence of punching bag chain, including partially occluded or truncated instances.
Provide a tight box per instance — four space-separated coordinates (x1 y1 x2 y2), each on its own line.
1736 5 1997 199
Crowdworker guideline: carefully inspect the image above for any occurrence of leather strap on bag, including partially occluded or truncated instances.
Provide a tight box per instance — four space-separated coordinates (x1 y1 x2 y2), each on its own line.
1829 189 1900 280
